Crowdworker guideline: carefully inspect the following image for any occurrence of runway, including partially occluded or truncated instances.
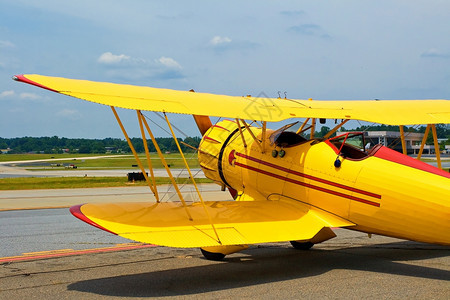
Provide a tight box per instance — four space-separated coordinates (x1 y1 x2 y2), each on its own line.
0 184 228 211
0 165 205 178
0 154 206 178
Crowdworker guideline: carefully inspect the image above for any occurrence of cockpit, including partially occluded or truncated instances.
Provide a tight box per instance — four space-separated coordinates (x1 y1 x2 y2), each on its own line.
269 122 374 160
269 122 308 148
327 132 373 160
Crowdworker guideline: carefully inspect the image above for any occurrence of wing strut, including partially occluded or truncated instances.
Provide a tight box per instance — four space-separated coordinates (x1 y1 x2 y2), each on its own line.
261 121 267 153
296 118 310 135
399 125 407 155
323 119 349 139
235 119 247 148
240 119 263 152
413 124 442 170
417 125 431 160
431 124 442 169
138 111 193 220
310 118 316 139
111 106 158 199
164 113 222 244
136 111 159 201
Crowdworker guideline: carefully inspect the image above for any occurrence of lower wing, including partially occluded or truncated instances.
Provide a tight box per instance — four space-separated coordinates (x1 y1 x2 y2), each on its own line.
71 199 354 248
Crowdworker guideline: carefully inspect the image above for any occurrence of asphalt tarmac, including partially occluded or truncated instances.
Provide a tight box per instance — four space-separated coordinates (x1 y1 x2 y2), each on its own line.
0 230 449 299
0 186 448 299
0 208 132 257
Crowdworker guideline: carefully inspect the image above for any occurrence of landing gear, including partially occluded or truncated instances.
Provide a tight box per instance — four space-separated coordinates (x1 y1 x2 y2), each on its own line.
200 245 249 261
290 241 314 250
200 248 226 261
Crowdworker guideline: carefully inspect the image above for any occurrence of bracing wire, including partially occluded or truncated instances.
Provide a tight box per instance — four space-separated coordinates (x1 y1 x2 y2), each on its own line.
141 111 225 203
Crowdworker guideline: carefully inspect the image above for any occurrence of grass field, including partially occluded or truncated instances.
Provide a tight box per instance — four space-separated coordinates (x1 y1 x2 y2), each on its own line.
2 153 200 169
0 176 213 190
0 153 205 190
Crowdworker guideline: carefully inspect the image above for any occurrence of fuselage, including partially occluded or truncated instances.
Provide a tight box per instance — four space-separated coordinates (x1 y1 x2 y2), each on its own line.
198 120 450 246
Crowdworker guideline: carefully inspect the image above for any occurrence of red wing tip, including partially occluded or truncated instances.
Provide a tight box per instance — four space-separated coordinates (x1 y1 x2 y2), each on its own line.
12 74 27 82
12 74 59 93
70 204 117 235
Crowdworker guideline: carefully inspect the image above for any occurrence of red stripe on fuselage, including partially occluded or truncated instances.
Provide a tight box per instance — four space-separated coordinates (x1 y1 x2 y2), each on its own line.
235 152 381 199
235 162 380 207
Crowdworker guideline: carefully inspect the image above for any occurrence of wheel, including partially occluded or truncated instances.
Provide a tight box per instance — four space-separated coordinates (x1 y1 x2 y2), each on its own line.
201 248 226 261
290 241 314 250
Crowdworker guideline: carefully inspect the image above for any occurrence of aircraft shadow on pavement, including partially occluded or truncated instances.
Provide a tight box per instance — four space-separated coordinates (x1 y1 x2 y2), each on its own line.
67 241 449 297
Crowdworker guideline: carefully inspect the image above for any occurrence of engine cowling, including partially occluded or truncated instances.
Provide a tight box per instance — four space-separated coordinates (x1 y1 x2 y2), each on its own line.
198 120 240 186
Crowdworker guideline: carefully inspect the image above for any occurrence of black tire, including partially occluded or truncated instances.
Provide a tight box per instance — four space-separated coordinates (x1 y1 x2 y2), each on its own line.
201 248 226 261
290 241 314 250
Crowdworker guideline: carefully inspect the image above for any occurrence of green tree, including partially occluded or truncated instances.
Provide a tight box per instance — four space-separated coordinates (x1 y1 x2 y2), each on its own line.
316 126 331 138
78 144 92 154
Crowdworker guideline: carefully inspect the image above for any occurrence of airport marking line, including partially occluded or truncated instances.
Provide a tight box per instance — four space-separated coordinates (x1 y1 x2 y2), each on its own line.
0 243 156 263
0 205 71 212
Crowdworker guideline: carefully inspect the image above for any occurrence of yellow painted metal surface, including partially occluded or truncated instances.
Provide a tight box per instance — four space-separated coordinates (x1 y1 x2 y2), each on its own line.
80 200 353 248
351 156 450 245
18 74 450 125
199 120 449 246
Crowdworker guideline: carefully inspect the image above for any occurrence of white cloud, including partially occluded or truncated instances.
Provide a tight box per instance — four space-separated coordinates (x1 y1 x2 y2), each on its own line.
0 90 50 104
97 52 131 64
287 24 331 39
98 53 185 81
19 92 42 100
421 48 450 58
0 90 15 98
157 56 182 69
210 36 232 46
0 40 15 48
57 109 81 120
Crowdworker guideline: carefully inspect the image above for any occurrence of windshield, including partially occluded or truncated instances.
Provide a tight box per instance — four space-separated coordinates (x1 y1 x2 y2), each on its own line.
328 132 369 159
268 121 309 148
269 122 298 145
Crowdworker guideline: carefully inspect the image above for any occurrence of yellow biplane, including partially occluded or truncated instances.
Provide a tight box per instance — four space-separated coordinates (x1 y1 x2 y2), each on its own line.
13 74 450 260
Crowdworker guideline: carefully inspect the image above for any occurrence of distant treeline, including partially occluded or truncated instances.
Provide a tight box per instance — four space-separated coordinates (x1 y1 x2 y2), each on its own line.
342 124 449 135
0 136 201 154
340 124 450 144
1 124 449 154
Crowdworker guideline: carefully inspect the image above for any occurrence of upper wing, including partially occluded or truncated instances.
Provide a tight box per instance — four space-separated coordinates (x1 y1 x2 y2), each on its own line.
14 74 450 125
70 199 354 248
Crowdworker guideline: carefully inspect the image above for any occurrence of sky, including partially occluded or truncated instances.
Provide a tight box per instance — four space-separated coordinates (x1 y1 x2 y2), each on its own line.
1 1 450 138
